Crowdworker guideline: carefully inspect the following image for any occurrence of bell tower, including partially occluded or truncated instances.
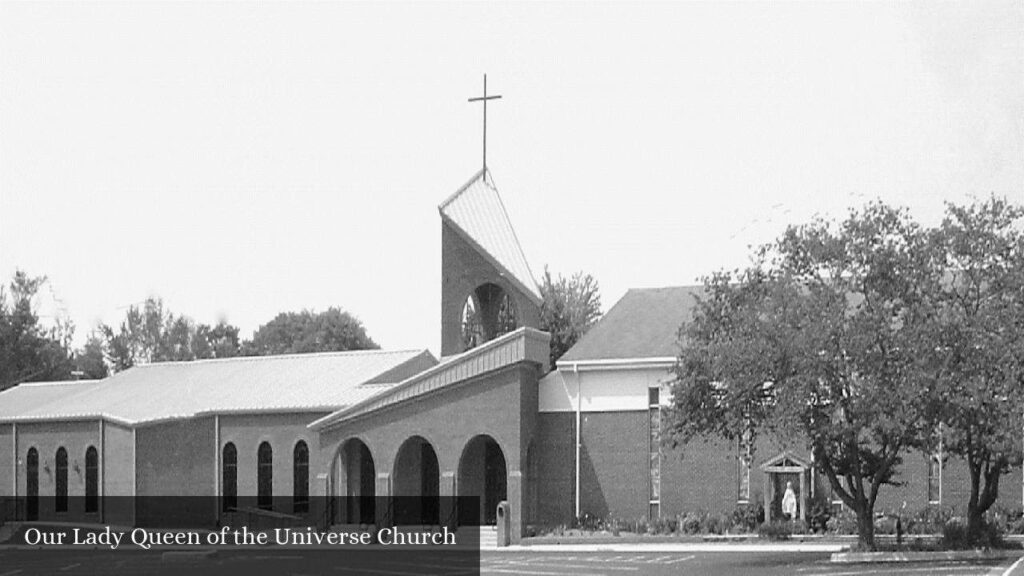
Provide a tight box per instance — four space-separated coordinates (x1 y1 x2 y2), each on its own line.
438 169 541 357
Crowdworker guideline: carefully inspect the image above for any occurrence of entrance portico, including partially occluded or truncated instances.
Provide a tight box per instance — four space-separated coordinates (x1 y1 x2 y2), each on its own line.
312 328 550 542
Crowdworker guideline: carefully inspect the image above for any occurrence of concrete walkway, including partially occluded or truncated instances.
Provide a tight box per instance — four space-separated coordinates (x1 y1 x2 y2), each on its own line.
499 542 848 553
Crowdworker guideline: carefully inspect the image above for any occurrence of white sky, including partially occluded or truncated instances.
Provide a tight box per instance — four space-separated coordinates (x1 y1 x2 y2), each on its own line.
1 1 1021 355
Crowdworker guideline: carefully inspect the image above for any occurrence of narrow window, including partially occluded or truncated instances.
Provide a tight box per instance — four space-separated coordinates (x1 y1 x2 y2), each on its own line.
648 387 661 518
293 441 309 514
85 446 99 513
928 456 942 504
258 442 273 510
222 443 237 512
55 447 68 513
26 448 39 521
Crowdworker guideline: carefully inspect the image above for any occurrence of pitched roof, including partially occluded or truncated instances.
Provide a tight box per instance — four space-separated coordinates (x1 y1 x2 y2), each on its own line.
559 286 703 363
439 169 542 304
0 350 436 426
310 327 551 431
0 380 101 420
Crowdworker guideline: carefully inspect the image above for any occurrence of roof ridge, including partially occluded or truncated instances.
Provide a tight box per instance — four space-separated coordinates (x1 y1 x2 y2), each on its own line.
437 168 487 211
138 348 427 367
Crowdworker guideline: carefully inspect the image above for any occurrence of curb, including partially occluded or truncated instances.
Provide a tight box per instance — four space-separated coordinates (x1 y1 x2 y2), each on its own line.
831 550 1023 563
161 550 219 562
501 543 848 553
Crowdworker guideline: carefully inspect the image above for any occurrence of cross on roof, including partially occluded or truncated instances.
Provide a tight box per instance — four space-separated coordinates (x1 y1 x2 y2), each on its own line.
468 74 502 174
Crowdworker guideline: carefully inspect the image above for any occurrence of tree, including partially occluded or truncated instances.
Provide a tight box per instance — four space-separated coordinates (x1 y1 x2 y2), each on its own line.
666 203 935 550
0 271 75 389
101 298 242 370
919 198 1024 543
72 332 109 380
242 308 377 356
539 267 602 370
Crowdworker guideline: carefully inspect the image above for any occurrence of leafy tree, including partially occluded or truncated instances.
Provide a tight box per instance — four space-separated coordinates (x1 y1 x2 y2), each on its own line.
242 308 378 356
72 332 109 380
539 267 602 370
101 298 242 370
0 271 75 389
667 203 935 550
918 198 1024 542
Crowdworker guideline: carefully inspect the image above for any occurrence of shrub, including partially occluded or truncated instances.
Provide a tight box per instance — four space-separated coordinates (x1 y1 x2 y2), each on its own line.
806 498 832 533
941 518 1004 550
825 507 858 535
731 503 763 533
758 521 792 541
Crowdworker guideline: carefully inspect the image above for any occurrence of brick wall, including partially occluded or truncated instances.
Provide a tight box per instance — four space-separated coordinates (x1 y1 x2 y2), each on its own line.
440 222 540 356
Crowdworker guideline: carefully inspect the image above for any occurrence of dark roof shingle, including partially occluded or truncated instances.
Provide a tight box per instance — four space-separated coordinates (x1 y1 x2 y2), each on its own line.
559 286 703 363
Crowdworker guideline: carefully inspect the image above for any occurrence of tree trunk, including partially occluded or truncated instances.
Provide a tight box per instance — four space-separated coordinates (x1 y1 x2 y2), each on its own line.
856 503 876 551
966 454 1004 546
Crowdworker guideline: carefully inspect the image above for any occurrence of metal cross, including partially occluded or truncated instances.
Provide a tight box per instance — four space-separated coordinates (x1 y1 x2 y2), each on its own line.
468 74 502 174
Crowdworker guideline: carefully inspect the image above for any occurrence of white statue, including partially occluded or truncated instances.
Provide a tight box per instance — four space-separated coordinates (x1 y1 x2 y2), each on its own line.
781 481 798 520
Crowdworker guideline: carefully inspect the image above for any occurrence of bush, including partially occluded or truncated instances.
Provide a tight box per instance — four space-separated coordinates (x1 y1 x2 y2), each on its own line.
941 518 1004 550
758 521 792 541
731 503 763 533
825 507 858 535
807 498 832 533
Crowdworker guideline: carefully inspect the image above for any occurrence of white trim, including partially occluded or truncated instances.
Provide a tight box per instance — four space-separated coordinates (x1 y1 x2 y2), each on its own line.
98 419 104 523
556 357 676 371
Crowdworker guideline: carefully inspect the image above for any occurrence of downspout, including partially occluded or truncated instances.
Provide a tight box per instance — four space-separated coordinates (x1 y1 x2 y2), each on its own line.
214 415 220 522
11 422 17 504
99 419 104 523
573 362 581 519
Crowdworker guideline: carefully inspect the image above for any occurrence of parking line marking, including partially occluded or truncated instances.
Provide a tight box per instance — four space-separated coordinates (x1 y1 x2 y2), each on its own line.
59 564 81 572
665 554 696 564
1002 556 1024 576
0 570 23 576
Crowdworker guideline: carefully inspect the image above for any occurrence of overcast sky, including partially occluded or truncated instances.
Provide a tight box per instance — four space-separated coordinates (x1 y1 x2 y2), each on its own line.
1 1 1021 355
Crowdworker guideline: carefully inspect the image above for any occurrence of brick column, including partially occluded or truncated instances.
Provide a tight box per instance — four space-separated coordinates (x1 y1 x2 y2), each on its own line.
375 472 391 528
508 470 523 544
440 471 456 529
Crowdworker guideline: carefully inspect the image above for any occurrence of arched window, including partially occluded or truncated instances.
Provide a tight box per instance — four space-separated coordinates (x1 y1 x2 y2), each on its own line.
55 447 68 513
26 448 39 521
293 441 309 514
222 443 237 512
85 446 99 513
257 442 273 510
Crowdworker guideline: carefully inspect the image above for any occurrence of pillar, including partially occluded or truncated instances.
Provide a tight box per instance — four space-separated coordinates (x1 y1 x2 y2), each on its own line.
375 472 391 528
763 473 771 523
799 471 807 522
440 471 456 529
508 470 523 544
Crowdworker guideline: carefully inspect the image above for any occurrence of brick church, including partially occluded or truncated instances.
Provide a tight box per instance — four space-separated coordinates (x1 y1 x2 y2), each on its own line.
1 169 1020 542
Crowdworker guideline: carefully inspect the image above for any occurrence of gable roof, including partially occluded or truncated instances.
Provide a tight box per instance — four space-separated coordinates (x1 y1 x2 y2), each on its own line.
439 169 542 304
0 380 101 420
559 286 703 364
0 349 436 426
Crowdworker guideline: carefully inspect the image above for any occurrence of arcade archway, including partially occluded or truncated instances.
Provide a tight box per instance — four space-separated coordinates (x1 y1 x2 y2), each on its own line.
458 435 507 525
333 438 376 525
393 436 440 525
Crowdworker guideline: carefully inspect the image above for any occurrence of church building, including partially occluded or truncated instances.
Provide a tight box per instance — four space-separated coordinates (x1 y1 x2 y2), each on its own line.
1 168 1020 543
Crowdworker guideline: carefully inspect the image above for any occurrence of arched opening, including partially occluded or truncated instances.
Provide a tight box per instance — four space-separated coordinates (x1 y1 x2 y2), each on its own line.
257 442 273 511
26 448 38 521
393 436 440 525
293 441 309 514
458 435 507 525
55 447 68 513
333 438 376 525
461 283 518 350
85 446 99 514
222 443 237 512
